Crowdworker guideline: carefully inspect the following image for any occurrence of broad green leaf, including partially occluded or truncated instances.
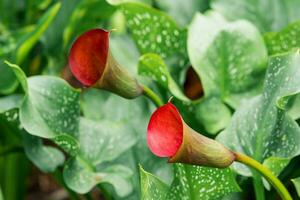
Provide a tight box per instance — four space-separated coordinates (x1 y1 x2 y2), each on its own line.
188 12 267 133
195 96 231 134
0 94 22 113
167 164 240 200
138 53 189 101
188 12 267 108
110 34 140 75
22 133 65 173
292 177 300 197
78 118 137 164
63 117 138 196
7 62 81 155
64 157 133 196
121 2 187 61
16 2 61 64
264 20 300 55
155 0 209 27
217 50 300 178
140 166 169 200
211 0 300 32
20 76 80 140
81 89 149 135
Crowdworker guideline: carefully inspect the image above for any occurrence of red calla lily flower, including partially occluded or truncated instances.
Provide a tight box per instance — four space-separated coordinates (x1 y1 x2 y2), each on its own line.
69 29 109 86
147 102 235 168
68 28 142 99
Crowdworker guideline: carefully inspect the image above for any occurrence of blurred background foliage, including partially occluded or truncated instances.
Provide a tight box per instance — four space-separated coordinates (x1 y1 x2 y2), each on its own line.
0 0 300 200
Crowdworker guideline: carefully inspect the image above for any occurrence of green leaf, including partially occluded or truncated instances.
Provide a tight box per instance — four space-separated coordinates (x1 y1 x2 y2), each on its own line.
195 96 232 134
79 117 138 164
16 2 61 64
63 117 138 196
217 50 300 177
22 133 65 173
140 166 169 200
211 0 300 32
138 53 189 101
0 94 22 113
18 76 80 140
110 34 140 75
64 157 133 196
138 164 241 200
188 12 267 133
188 11 267 108
292 177 300 197
6 62 81 155
264 20 300 55
155 0 209 27
121 2 187 61
167 164 240 200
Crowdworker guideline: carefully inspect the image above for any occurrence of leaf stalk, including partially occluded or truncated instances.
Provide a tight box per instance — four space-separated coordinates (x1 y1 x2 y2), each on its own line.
235 152 292 200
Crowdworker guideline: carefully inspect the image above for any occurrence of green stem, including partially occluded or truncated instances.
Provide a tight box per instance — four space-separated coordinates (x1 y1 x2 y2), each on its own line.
235 153 292 200
142 85 163 107
252 171 265 200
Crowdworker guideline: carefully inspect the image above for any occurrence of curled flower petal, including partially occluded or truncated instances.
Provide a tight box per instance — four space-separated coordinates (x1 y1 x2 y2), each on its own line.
69 29 109 86
147 103 183 157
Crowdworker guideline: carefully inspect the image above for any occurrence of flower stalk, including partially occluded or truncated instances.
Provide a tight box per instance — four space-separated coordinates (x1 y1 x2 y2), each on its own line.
142 85 163 107
234 152 292 200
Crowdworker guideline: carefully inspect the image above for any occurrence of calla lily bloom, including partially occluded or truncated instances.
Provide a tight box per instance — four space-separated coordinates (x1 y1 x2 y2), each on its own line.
147 102 235 168
69 28 143 99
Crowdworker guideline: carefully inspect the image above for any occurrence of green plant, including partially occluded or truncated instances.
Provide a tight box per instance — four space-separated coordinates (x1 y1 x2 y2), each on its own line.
0 0 300 200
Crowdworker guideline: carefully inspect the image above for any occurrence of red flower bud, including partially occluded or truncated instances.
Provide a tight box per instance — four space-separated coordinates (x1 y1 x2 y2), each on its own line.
69 29 142 99
147 103 235 168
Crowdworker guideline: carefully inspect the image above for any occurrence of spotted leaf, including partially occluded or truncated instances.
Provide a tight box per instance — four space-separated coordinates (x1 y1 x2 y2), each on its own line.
140 166 169 200
6 62 81 155
166 164 240 200
187 12 267 134
217 50 300 179
121 2 187 66
22 133 65 173
138 53 189 101
63 117 137 196
265 20 300 55
211 0 300 32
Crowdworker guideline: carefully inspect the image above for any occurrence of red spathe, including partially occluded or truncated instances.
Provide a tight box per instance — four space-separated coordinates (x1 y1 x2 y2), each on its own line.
147 103 183 157
69 29 109 86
